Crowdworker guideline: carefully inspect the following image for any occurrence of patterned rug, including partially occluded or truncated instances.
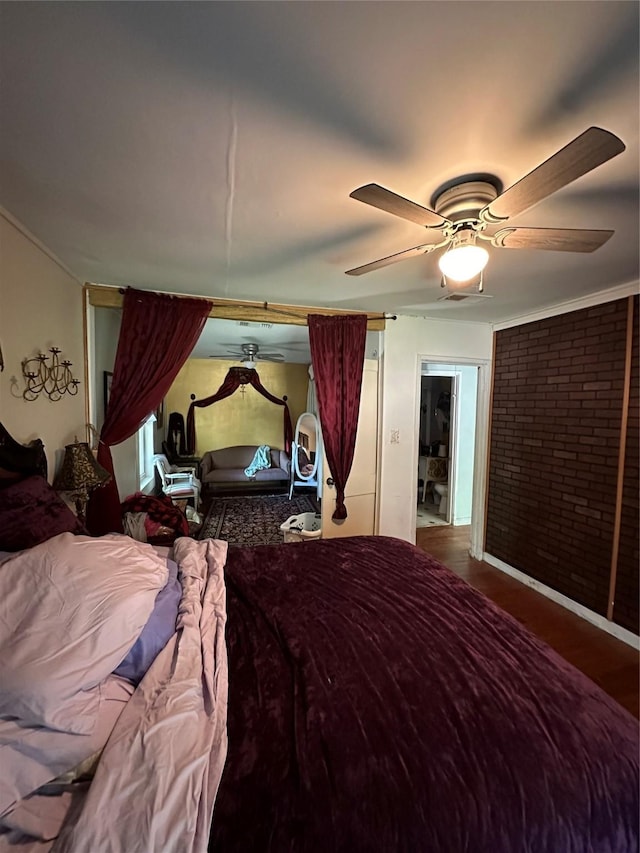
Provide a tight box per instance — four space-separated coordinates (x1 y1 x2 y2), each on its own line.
198 494 319 547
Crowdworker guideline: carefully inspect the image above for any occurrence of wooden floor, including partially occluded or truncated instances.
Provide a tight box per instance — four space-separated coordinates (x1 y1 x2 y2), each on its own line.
416 525 640 719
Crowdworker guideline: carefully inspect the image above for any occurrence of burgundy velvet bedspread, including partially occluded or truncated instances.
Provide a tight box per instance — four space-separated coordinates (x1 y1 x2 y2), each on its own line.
211 536 639 853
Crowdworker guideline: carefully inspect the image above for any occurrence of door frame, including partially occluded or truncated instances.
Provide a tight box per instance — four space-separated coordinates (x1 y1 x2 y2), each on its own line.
414 354 491 559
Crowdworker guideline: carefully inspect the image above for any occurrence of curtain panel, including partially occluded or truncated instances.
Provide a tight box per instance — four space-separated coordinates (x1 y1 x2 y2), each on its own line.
87 288 212 535
308 314 367 520
186 367 293 455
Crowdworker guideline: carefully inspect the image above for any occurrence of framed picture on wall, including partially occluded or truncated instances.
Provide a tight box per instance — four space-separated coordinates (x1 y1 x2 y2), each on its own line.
103 371 113 413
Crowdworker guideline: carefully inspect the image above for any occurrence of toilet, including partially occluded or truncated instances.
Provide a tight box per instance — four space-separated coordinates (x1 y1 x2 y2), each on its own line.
433 483 449 516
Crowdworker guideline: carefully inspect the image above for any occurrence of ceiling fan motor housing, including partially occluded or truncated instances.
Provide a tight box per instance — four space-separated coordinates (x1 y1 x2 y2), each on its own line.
433 180 499 224
237 342 285 363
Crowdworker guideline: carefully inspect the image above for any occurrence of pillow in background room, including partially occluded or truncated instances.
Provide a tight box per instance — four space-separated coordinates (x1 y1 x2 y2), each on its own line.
0 475 87 551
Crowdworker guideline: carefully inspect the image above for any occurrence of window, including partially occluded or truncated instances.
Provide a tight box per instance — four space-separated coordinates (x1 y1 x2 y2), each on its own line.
137 413 157 492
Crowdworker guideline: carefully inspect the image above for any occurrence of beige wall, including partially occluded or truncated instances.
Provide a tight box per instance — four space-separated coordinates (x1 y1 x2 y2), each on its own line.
0 212 85 478
380 316 493 544
166 359 309 455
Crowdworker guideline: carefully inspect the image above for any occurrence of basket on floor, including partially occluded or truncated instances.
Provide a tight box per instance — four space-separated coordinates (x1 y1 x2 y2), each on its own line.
280 511 322 542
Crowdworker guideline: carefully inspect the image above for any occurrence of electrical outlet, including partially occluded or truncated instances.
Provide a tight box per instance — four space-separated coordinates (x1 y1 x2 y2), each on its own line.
390 429 400 444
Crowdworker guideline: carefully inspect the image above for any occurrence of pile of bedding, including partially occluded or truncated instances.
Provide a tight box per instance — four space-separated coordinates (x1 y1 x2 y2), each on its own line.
121 491 190 544
0 528 228 852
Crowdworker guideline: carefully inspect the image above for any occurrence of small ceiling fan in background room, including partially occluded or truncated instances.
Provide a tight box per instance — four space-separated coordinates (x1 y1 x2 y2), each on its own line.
346 127 626 293
208 342 285 369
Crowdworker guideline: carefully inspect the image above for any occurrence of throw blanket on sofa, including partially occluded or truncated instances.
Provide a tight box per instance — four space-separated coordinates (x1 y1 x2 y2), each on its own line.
244 445 271 478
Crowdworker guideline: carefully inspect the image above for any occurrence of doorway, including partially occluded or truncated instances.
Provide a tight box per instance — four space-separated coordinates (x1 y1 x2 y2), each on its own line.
417 374 453 527
417 363 479 530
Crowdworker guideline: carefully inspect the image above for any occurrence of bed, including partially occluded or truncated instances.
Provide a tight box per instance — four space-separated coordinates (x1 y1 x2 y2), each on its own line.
0 426 638 852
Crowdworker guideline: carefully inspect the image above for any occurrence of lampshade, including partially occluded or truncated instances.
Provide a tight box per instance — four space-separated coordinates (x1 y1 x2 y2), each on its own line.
438 229 489 283
53 440 111 492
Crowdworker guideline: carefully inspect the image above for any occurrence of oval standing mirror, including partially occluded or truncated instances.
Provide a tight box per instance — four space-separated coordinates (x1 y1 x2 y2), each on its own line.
294 412 319 480
289 412 321 498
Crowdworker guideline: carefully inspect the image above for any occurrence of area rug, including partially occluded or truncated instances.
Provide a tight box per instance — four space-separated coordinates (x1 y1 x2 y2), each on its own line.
198 494 319 547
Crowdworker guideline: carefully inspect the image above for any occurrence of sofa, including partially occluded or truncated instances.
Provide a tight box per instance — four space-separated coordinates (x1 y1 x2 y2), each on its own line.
199 446 291 494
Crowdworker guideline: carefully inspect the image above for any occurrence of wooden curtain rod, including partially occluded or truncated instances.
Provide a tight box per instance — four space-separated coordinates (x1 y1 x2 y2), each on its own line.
84 284 391 331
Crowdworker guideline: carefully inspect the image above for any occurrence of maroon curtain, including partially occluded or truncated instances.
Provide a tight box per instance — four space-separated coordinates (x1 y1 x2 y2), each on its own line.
87 288 212 535
308 314 367 520
186 367 293 455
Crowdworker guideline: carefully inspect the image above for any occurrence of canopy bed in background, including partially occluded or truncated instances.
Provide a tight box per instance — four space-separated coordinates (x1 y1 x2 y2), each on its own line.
1 422 638 852
185 365 293 457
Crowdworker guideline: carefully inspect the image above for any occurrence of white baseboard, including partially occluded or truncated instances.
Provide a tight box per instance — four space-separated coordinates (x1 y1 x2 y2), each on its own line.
483 552 640 650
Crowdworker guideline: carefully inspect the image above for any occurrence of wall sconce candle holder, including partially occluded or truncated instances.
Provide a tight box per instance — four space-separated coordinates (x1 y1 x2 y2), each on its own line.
22 347 81 402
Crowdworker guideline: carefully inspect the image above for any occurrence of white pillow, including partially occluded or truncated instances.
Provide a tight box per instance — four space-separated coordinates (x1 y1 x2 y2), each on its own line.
0 533 168 735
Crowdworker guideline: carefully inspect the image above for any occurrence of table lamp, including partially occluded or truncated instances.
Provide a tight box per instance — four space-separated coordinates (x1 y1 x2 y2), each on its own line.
53 438 111 524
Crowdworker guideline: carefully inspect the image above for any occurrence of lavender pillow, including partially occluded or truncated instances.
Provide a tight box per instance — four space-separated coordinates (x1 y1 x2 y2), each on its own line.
0 476 87 551
114 558 181 685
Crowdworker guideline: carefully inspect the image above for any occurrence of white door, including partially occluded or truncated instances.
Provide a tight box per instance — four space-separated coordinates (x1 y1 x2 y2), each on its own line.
321 359 379 538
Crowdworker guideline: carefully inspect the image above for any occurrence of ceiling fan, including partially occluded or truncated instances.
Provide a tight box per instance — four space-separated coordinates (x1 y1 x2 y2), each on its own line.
209 342 286 368
345 127 625 288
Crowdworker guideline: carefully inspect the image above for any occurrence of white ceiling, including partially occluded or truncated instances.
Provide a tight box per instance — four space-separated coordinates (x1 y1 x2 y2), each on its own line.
191 318 313 363
1 1 638 342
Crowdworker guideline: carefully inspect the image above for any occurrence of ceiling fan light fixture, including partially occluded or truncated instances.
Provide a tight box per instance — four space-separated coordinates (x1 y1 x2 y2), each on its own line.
347 128 624 285
438 231 489 283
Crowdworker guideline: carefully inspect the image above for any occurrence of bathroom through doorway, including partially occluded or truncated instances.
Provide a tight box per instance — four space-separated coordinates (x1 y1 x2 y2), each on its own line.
417 362 479 530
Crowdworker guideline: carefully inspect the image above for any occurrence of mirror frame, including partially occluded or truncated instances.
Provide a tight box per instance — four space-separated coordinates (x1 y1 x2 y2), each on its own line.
293 411 319 481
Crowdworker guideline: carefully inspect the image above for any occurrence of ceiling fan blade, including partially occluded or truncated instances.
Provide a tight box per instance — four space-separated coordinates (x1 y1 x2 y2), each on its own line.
345 243 441 276
481 127 625 224
256 353 285 361
491 226 614 253
350 184 450 229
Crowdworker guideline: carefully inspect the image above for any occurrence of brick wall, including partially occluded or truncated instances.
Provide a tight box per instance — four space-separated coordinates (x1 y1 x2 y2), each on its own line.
486 297 637 628
614 296 639 633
